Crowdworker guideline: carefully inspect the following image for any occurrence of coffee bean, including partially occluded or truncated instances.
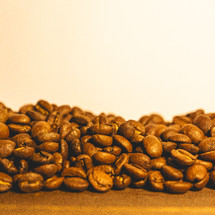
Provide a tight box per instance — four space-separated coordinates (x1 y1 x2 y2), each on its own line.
193 114 213 134
91 134 113 147
64 177 89 192
195 159 213 171
61 167 86 179
123 163 147 180
186 164 208 183
173 116 192 126
114 174 131 189
36 100 53 116
171 149 196 166
37 142 59 153
31 121 51 139
37 132 60 143
0 123 10 139
0 172 13 192
161 165 183 180
90 124 113 136
198 137 215 153
13 146 35 159
113 135 133 153
18 159 28 174
31 151 54 164
8 124 31 134
82 142 97 157
103 146 122 156
118 122 135 140
0 108 9 123
53 152 63 172
199 151 215 162
75 154 93 171
148 171 164 191
164 181 192 194
9 114 31 125
178 143 200 154
0 158 18 174
27 110 47 121
162 141 177 154
127 120 145 135
44 176 64 190
129 153 151 171
12 133 36 148
168 133 192 144
194 173 209 190
114 153 129 175
151 157 167 170
142 135 163 158
92 151 116 165
71 114 91 126
0 140 16 158
34 164 58 178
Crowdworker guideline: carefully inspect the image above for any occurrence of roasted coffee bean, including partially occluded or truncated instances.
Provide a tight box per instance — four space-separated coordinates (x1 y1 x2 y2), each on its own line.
13 146 35 159
186 109 204 120
186 164 207 183
0 122 10 139
92 151 116 165
113 135 133 153
164 181 192 194
61 167 86 179
123 163 147 180
12 133 36 148
0 140 16 158
114 174 131 189
114 153 129 175
69 138 82 157
75 154 93 171
18 159 28 174
82 142 97 157
31 121 51 139
162 129 178 141
34 164 58 178
27 110 47 121
53 152 63 172
199 151 215 162
91 134 113 147
168 133 192 144
171 149 196 167
36 100 52 115
8 124 31 134
198 137 215 153
0 172 13 192
0 158 18 174
118 122 135 140
161 165 183 180
132 175 148 188
209 171 215 187
71 114 90 126
44 176 64 190
37 132 60 143
19 104 34 114
129 153 151 171
130 134 144 145
142 135 163 158
180 124 204 144
195 159 213 171
16 172 44 193
59 139 69 161
38 142 59 153
103 146 122 156
59 121 73 139
148 171 164 191
92 165 114 178
90 124 113 136
0 108 9 123
151 157 167 170
64 177 89 192
31 151 54 164
194 173 209 190
178 143 200 154
65 127 81 142
162 141 177 154
88 169 113 192
173 116 192 126
80 135 92 145
127 120 145 135
193 114 213 135
9 114 31 125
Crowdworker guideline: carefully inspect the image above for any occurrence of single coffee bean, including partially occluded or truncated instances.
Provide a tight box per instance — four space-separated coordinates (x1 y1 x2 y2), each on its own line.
91 134 113 147
44 176 64 190
148 171 164 191
92 165 114 178
59 121 73 139
0 123 10 139
199 151 215 162
0 172 13 192
198 137 215 153
0 158 18 174
162 141 177 154
37 132 60 143
9 114 31 125
13 146 35 159
37 142 59 153
64 177 89 192
173 115 192 126
31 151 54 164
34 164 58 178
0 140 16 158
161 165 183 180
53 152 63 172
193 114 213 134
16 172 44 193
113 135 133 153
92 151 116 165
168 133 192 144
82 142 97 157
127 120 145 135
0 108 9 123
90 124 113 136
171 149 196 167
19 104 34 114
59 139 69 161
56 105 71 117
164 181 192 194
130 134 144 145
132 175 148 188
12 133 36 148
65 127 81 142
88 169 113 192
118 122 135 140
162 129 178 141
186 164 207 182
61 167 86 179
27 110 47 121
18 159 28 174
142 135 163 158
186 109 204 120
114 153 129 175
193 173 209 190
129 153 151 171
69 138 82 157
114 174 131 189
75 154 93 171
195 159 213 171
47 111 61 132
103 146 122 156
123 163 147 180
178 143 200 154
8 124 31 134
151 157 167 170
36 100 53 115
180 124 204 144
31 121 51 139
71 114 91 126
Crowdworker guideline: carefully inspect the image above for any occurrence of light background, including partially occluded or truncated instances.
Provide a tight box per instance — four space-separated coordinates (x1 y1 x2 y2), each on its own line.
1 0 215 121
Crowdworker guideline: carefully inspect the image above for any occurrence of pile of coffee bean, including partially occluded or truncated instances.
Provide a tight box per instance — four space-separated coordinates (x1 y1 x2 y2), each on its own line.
0 100 215 194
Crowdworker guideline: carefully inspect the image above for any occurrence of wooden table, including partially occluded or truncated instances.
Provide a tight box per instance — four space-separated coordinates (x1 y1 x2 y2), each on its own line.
0 188 215 215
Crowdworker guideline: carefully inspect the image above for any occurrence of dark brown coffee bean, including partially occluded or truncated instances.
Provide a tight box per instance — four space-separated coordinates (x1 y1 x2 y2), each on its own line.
103 146 122 156
0 123 10 139
148 171 164 191
13 146 35 159
180 124 204 144
53 152 63 172
59 121 73 139
164 181 192 194
18 160 28 174
114 153 129 175
199 151 215 162
12 133 36 148
90 124 113 135
173 116 192 126
171 149 196 166
27 110 47 121
0 108 9 123
162 141 177 154
61 167 86 179
198 137 215 153
59 139 69 161
124 163 147 180
114 174 131 189
31 151 54 164
161 165 183 180
71 114 90 126
142 135 163 158
65 127 81 142
47 111 61 132
92 165 114 178
75 154 93 171
37 132 60 143
16 172 44 193
113 135 133 153
36 100 53 115
0 158 18 174
186 164 207 183
92 151 116 165
0 172 13 192
34 164 58 178
91 134 113 147
38 142 59 153
69 138 82 157
8 124 31 134
82 142 97 157
195 159 213 171
130 134 144 144
19 104 34 114
88 169 113 192
151 157 167 170
31 121 51 139
118 122 135 140
0 140 16 158
44 176 64 190
193 114 213 134
9 114 31 124
178 143 200 154
64 177 89 192
168 133 192 144
127 120 145 135
194 173 209 190
129 153 151 171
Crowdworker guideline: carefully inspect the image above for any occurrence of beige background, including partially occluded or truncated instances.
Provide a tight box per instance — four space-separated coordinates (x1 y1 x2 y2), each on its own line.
1 0 215 121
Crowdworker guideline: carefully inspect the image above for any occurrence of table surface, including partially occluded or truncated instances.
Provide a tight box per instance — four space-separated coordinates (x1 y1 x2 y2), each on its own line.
1 188 215 215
